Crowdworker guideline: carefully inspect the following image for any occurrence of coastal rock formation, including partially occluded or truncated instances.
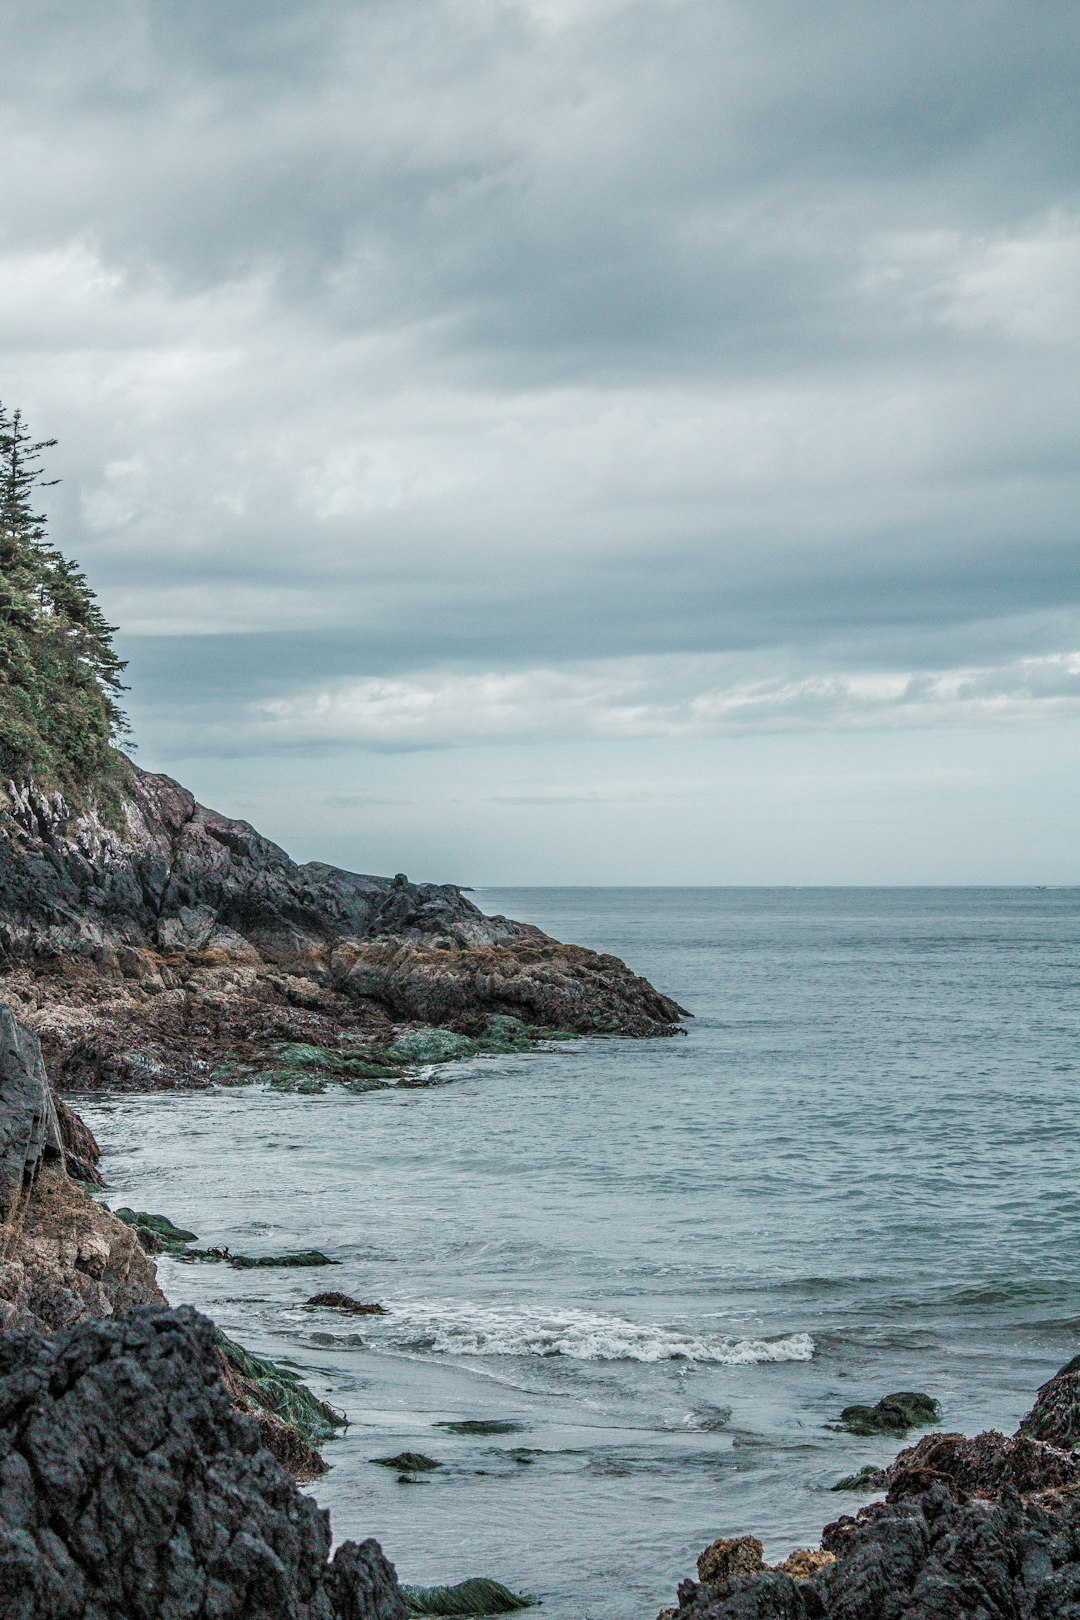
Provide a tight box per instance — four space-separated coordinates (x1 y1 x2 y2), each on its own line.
849 1427 1079 1503
0 765 685 1089
0 1303 406 1620
0 1004 162 1333
667 1484 1080 1619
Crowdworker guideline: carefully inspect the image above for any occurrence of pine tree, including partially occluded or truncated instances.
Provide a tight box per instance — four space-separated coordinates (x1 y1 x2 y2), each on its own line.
0 400 131 815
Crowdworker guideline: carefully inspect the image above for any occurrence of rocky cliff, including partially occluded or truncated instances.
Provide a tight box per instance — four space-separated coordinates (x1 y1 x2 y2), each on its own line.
0 762 685 1090
0 1003 162 1333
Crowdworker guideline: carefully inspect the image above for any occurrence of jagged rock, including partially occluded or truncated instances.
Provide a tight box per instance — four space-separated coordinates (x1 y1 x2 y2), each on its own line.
667 1484 1080 1619
0 765 685 1090
0 1303 406 1620
697 1538 766 1584
772 1550 834 1581
1019 1354 1080 1451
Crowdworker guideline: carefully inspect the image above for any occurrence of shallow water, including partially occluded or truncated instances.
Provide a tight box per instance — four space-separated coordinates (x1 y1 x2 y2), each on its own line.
81 887 1080 1618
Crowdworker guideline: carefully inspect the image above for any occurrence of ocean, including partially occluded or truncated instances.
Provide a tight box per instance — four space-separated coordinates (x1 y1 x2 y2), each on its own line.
80 887 1080 1618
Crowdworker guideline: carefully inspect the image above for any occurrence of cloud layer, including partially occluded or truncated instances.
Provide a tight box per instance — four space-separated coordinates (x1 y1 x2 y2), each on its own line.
1 0 1078 877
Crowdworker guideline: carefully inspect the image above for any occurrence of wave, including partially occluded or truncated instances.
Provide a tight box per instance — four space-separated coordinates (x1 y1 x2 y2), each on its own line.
378 1300 814 1364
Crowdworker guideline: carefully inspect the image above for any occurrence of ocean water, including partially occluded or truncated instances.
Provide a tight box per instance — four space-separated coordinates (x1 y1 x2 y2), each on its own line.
81 887 1080 1618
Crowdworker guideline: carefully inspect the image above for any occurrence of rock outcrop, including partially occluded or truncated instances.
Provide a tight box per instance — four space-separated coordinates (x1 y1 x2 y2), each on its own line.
667 1485 1080 1619
0 1004 162 1333
0 1303 406 1620
0 764 685 1090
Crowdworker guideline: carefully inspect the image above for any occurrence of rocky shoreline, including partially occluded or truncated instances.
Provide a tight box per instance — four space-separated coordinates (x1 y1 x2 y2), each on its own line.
0 760 690 1614
3 763 1077 1617
659 1363 1080 1618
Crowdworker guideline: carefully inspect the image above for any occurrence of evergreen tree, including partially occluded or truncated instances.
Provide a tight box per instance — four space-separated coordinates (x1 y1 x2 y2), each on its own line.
0 400 131 813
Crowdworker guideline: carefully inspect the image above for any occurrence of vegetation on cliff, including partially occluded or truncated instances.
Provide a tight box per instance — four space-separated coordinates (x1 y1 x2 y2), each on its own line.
0 400 129 811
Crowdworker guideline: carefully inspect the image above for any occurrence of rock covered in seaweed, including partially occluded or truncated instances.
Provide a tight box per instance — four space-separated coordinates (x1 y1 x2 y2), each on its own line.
836 1390 940 1436
1019 1353 1080 1451
0 1303 405 1620
845 1427 1080 1504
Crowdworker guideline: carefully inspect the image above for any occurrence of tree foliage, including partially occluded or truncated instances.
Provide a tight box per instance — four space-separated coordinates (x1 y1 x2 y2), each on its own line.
0 401 131 812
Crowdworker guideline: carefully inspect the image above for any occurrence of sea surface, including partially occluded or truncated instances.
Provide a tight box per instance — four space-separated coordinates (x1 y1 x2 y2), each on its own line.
81 888 1080 1619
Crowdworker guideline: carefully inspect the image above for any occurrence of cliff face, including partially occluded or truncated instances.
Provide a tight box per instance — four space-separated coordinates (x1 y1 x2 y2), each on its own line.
0 763 685 1090
0 763 525 961
0 1004 163 1333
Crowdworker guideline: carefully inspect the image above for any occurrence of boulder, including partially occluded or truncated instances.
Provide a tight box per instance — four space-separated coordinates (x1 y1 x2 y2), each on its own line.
0 1004 162 1333
0 1303 406 1620
837 1391 940 1436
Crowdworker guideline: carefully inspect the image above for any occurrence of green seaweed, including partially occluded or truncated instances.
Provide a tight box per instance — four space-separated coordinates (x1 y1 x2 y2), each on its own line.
216 1331 345 1445
435 1420 524 1436
401 1580 533 1615
113 1208 198 1248
385 1028 479 1064
831 1465 882 1491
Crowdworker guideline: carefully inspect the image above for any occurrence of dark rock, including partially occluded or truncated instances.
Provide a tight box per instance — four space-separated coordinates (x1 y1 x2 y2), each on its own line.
667 1484 1080 1620
0 1303 406 1620
306 1292 387 1315
228 1249 338 1269
837 1390 940 1436
113 1208 199 1253
830 1465 881 1492
371 1453 442 1472
435 1419 524 1436
0 1002 63 1224
1019 1354 1080 1451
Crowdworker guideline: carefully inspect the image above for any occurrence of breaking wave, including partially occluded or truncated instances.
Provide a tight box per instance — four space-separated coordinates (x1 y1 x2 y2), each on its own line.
382 1301 814 1364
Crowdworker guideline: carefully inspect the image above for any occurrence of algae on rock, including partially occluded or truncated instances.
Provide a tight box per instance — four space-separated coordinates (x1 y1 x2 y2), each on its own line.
401 1579 533 1615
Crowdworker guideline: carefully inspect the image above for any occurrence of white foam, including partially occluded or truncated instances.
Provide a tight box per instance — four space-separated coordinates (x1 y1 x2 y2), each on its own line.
381 1300 814 1364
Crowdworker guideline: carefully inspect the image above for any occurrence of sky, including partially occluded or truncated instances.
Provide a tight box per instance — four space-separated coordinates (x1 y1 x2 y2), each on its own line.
2 0 1078 884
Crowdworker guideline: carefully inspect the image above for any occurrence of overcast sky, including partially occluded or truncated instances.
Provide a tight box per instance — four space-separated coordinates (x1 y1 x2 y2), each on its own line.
3 0 1078 882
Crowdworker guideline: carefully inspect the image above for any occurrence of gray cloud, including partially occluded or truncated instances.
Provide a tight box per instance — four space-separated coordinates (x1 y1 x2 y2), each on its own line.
1 0 1078 876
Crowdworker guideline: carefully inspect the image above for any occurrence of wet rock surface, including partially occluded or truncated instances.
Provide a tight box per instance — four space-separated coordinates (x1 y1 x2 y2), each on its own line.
0 1304 406 1620
837 1391 940 1437
0 765 685 1090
